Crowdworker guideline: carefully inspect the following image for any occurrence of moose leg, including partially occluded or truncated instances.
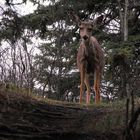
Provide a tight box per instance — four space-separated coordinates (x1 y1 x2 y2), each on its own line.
85 74 91 104
79 65 85 103
94 71 101 104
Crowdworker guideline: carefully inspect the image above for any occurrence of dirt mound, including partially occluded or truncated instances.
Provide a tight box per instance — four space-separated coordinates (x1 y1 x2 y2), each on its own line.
0 90 134 140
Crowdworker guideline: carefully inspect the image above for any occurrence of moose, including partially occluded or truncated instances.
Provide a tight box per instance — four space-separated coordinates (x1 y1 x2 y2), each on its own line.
75 15 105 104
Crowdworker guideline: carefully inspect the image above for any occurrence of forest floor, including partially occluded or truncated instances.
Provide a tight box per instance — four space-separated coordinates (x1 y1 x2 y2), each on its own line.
0 88 140 140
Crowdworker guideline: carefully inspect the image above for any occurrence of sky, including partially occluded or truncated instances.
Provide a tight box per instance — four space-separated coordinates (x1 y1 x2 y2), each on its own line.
0 0 37 15
0 0 51 16
0 0 50 55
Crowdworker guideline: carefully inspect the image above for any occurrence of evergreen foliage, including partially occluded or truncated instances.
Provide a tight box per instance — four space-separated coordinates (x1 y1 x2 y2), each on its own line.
0 0 139 101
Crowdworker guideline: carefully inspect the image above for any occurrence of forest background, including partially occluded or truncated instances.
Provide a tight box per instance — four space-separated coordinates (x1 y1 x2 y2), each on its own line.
0 0 139 102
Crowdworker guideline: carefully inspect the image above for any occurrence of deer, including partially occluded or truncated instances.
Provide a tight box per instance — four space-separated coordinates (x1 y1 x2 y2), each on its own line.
75 15 105 104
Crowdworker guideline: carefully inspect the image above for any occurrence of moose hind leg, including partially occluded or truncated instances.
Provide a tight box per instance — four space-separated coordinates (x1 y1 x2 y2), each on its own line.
79 66 85 103
80 82 85 103
94 71 101 104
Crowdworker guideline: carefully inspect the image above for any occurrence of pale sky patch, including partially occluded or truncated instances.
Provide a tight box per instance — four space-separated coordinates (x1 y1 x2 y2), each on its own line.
0 0 50 16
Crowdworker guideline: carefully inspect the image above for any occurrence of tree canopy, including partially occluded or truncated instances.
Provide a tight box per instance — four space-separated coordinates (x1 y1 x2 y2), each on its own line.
0 0 139 101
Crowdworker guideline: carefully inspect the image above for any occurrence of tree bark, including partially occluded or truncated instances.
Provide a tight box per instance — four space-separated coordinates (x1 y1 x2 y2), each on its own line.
118 0 124 39
124 0 128 41
117 0 129 41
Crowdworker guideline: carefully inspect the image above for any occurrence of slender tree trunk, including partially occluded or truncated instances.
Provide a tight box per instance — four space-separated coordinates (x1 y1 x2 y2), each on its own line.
11 43 16 85
118 0 124 39
124 0 128 41
117 0 129 99
117 0 129 41
22 38 34 94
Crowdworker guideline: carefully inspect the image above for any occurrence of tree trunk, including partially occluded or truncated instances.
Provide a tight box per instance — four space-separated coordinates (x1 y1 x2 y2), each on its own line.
124 0 128 41
118 0 124 39
117 0 129 41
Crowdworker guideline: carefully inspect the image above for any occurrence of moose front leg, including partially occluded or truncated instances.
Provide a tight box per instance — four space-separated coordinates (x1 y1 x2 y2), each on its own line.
84 74 91 104
79 65 85 103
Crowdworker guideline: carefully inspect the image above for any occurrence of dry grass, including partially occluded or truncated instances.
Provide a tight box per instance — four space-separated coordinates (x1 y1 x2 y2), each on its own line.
0 83 128 110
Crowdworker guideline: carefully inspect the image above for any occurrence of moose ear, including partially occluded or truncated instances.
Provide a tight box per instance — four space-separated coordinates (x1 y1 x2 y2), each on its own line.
73 14 81 26
68 11 81 26
94 15 104 25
